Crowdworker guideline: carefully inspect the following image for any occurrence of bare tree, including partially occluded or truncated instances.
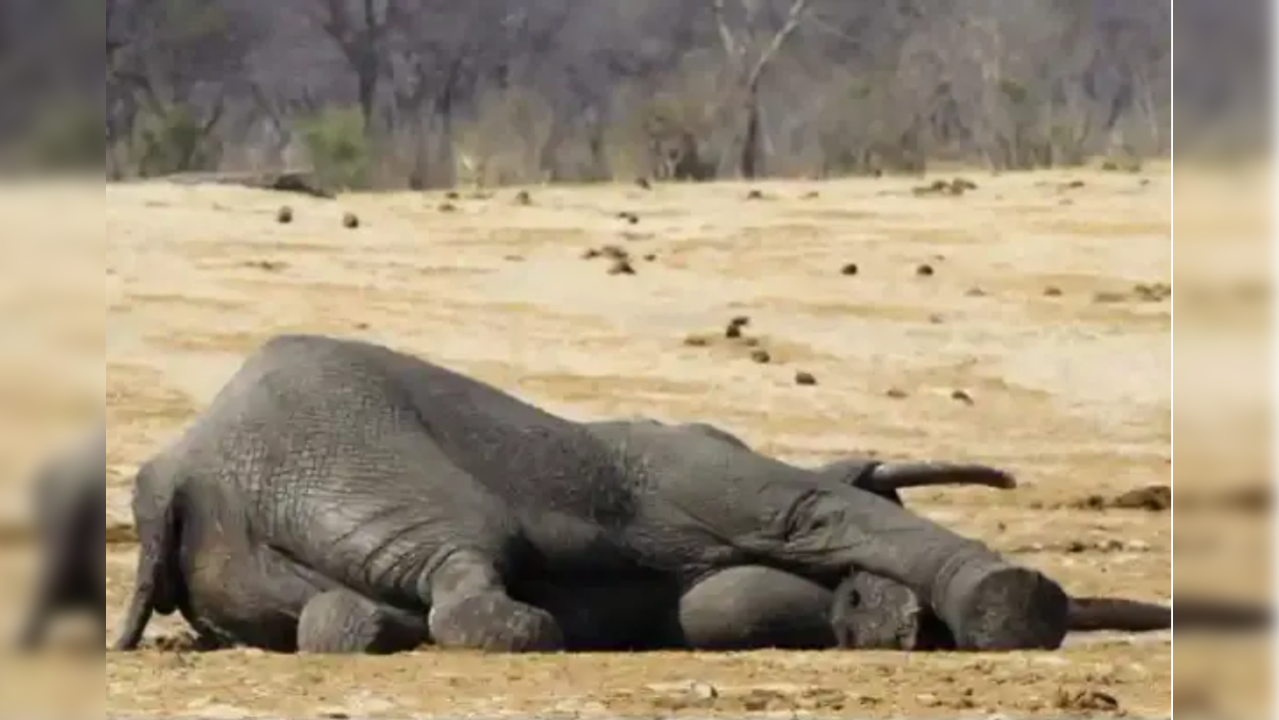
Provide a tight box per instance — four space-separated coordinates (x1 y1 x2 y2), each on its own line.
306 0 390 140
710 0 815 178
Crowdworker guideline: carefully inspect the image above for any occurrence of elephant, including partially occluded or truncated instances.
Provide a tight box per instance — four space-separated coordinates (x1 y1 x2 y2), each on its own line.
15 424 106 650
559 418 1183 652
113 333 1076 654
293 418 1253 654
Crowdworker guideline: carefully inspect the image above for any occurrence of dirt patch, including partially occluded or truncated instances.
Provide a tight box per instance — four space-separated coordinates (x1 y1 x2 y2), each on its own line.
1 171 1198 717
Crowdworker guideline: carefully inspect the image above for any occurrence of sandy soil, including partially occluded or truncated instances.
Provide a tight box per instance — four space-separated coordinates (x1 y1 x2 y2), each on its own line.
0 166 1260 717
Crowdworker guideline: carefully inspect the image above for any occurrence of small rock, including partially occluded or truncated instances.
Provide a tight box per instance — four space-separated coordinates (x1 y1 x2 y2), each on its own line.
513 190 532 205
741 337 760 347
725 324 743 339
1113 485 1171 511
444 191 460 200
438 202 457 213
690 682 719 700
275 206 294 224
1043 286 1063 297
965 287 987 297
600 245 629 260
928 314 945 324
840 263 859 276
750 350 771 364
1055 688 1119 713
581 248 602 260
608 258 636 275
916 263 935 277
683 335 710 347
353 322 370 330
952 177 979 191
342 212 360 229
245 259 287 272
643 253 657 261
635 177 652 190
950 389 974 405
1133 282 1172 302
1093 290 1127 304
802 190 820 199
746 189 765 200
729 315 751 328
795 371 818 386
886 388 909 399
1063 180 1087 190
1066 540 1088 554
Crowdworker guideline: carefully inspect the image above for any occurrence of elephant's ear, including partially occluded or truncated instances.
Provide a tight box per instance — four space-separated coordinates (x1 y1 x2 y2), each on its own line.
860 462 1017 493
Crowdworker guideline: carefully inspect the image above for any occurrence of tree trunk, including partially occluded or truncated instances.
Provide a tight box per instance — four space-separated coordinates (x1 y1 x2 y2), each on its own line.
357 62 377 141
739 85 761 179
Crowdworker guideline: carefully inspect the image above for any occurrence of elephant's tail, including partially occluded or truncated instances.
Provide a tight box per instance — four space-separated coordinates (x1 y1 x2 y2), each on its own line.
1068 596 1269 632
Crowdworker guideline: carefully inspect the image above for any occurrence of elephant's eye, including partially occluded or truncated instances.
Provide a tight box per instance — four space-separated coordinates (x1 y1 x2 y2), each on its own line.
847 590 862 608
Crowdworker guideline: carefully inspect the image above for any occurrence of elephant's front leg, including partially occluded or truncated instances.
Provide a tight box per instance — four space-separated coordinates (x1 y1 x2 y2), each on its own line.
422 548 564 652
742 480 1069 651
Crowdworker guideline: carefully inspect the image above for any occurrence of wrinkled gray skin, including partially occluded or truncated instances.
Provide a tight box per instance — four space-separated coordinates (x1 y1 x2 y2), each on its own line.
578 419 1181 652
113 334 1071 655
16 425 106 650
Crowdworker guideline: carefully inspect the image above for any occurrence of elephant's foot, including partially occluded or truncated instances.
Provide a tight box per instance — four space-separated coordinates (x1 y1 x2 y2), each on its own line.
935 559 1069 651
831 572 958 650
832 572 922 650
298 589 429 654
429 593 563 652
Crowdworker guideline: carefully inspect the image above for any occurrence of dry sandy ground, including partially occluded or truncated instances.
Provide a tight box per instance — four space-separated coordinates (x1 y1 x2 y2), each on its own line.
0 166 1263 718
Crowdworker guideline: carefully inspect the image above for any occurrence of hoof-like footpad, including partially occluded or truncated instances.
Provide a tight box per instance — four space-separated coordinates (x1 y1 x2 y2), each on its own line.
949 566 1069 651
832 572 956 650
430 593 564 652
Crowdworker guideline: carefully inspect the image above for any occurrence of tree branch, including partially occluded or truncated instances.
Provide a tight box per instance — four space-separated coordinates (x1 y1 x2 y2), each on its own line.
711 0 742 60
745 0 812 90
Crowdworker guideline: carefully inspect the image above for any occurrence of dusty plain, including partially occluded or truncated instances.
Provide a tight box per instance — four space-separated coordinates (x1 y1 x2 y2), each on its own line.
0 166 1262 718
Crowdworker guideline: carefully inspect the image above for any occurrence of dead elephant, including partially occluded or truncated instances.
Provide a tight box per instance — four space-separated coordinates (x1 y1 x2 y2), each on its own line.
113 334 1073 654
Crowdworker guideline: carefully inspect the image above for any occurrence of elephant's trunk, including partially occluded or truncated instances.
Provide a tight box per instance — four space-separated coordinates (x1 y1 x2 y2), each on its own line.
1067 596 1170 631
1068 596 1269 632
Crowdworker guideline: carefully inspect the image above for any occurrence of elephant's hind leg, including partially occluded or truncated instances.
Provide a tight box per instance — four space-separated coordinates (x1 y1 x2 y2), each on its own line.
424 549 564 652
677 566 837 650
297 589 430 654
